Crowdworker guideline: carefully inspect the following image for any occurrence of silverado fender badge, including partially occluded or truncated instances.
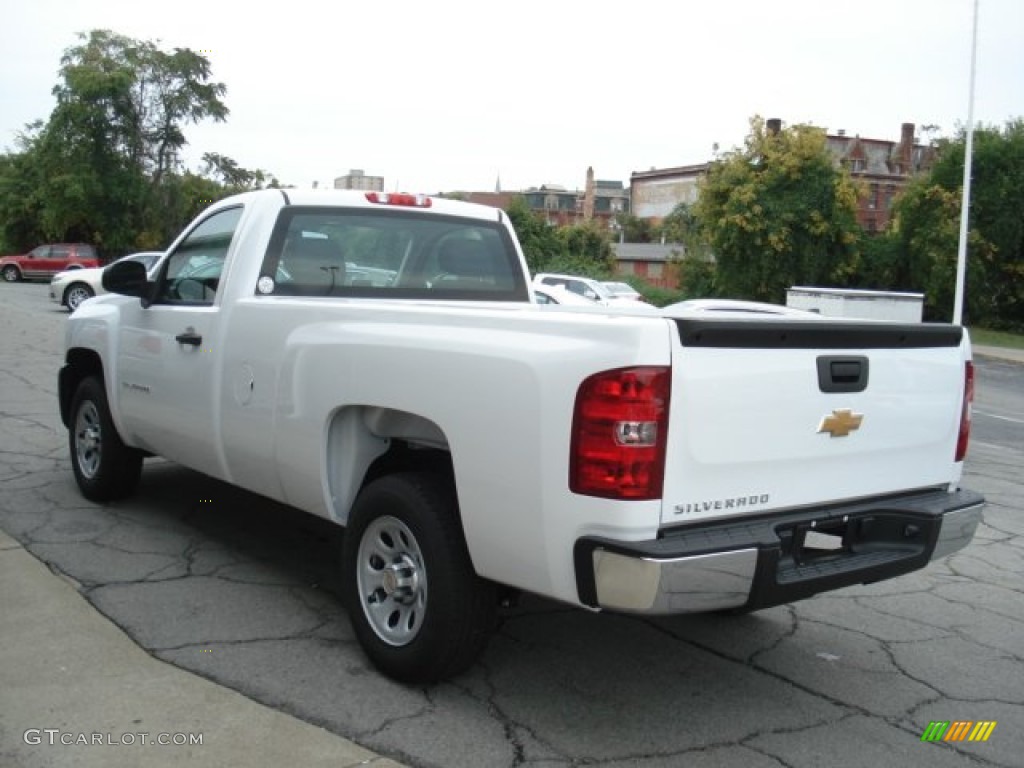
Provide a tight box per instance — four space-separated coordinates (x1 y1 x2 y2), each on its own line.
818 409 864 438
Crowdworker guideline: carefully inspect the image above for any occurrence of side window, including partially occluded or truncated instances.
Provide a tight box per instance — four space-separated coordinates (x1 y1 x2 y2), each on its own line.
29 246 50 259
156 207 243 305
51 246 71 259
566 280 586 296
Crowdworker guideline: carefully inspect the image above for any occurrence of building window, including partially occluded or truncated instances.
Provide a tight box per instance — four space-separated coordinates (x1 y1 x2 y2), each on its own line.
851 158 865 173
544 194 558 211
868 184 879 209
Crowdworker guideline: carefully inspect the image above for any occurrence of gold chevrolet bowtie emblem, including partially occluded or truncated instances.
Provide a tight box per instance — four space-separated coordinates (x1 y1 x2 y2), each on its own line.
817 409 864 438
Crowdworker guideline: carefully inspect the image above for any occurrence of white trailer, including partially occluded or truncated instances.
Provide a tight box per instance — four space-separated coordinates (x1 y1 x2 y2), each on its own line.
787 286 924 322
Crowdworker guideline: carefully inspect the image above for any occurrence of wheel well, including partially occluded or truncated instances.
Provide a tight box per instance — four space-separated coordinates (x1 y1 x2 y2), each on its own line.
325 406 455 525
366 442 454 486
59 349 104 428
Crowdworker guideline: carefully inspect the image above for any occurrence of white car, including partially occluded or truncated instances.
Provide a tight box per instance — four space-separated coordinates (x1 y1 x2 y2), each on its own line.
533 273 642 307
532 283 599 306
50 252 163 311
601 280 645 302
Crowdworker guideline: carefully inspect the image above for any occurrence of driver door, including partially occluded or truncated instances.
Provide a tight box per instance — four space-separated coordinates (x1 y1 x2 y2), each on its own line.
115 206 243 475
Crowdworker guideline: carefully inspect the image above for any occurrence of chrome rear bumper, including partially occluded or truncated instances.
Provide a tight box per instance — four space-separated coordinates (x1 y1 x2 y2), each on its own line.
576 489 984 615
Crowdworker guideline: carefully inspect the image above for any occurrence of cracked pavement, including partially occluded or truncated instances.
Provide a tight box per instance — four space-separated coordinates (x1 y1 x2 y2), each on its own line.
1 282 1021 768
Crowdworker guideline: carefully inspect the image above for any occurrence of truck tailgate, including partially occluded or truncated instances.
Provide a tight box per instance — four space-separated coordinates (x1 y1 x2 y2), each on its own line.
661 318 968 527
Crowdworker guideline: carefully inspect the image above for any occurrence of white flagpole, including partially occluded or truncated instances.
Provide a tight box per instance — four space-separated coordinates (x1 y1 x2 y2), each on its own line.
953 0 980 326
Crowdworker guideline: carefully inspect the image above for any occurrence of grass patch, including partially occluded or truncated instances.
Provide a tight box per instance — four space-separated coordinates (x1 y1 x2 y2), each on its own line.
968 327 1024 349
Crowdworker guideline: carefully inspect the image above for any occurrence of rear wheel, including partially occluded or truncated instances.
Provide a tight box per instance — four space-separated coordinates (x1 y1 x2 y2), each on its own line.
342 472 496 684
2 265 20 282
64 282 95 311
69 376 143 501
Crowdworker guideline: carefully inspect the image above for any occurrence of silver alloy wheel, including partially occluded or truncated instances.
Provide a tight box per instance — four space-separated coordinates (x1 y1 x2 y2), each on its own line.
74 400 103 479
66 284 93 310
356 515 427 646
2 265 19 282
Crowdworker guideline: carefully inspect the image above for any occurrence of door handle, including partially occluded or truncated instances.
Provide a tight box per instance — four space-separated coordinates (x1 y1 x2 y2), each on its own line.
175 328 203 347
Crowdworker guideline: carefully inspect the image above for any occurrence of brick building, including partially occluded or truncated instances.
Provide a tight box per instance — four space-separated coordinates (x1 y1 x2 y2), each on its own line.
629 121 935 232
827 122 936 232
519 167 630 228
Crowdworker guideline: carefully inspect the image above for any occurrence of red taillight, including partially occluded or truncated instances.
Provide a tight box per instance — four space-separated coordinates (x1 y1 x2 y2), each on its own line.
570 367 670 500
365 192 432 208
955 360 974 462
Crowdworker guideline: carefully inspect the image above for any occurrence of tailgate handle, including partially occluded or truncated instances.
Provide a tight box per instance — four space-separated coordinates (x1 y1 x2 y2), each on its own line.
817 356 868 393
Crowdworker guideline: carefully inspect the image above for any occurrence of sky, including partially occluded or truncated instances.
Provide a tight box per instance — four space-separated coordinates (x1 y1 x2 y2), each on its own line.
2 0 1022 194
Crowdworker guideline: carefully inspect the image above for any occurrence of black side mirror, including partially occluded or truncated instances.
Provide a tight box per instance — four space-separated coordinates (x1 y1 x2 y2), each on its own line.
102 260 153 306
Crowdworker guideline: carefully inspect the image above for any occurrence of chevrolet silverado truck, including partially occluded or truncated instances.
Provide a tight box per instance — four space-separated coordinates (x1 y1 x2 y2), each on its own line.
58 189 984 683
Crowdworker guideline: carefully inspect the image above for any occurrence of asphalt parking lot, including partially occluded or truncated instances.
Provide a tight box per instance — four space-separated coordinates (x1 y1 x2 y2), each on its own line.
1 281 1021 768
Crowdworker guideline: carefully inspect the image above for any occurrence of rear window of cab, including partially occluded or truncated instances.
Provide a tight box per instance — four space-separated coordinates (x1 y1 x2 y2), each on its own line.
256 207 529 301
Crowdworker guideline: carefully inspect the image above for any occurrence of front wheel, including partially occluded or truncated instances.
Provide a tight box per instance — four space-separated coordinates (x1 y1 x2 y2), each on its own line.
69 376 143 501
341 472 496 684
64 282 95 311
1 265 20 282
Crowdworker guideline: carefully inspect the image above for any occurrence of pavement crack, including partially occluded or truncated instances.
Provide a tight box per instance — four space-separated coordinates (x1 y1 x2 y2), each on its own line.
350 690 433 743
454 659 568 768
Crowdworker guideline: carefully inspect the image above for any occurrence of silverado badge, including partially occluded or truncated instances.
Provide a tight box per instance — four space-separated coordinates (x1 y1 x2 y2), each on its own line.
817 409 863 438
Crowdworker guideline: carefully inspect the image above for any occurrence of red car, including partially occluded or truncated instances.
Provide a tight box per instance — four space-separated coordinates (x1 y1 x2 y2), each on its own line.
1 243 100 282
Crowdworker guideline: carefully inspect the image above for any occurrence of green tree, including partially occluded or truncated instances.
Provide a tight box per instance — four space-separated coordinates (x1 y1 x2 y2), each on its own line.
614 213 652 243
854 229 905 290
906 120 1024 328
658 202 713 259
201 152 270 191
53 30 228 188
504 196 564 274
886 172 999 325
0 30 230 257
0 129 50 251
557 222 613 263
693 116 861 303
673 252 718 298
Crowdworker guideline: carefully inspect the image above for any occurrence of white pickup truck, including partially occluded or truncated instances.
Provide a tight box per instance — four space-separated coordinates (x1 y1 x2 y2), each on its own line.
59 188 983 683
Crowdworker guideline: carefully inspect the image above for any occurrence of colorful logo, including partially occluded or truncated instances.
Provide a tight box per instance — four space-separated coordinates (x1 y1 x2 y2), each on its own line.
921 721 997 742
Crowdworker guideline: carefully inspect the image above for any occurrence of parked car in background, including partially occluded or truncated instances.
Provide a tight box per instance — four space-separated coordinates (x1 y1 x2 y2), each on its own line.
1 243 100 282
533 273 643 308
50 251 163 311
532 283 599 306
602 280 645 303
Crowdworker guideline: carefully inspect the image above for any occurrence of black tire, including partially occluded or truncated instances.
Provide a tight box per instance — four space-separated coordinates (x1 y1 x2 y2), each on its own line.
341 472 496 684
68 376 143 501
2 264 21 282
64 282 95 311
